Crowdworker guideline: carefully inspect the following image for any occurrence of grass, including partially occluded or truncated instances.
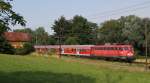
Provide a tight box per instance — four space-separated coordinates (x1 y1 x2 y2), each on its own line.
0 54 150 83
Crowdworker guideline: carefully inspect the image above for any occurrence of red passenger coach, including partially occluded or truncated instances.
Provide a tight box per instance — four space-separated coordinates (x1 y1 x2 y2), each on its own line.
61 45 93 56
34 44 135 62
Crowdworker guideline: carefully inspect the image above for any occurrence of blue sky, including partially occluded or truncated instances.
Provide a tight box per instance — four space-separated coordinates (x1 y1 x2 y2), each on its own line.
11 0 150 34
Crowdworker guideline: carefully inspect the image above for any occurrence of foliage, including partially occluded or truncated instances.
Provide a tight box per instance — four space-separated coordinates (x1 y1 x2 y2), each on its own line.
34 27 49 45
47 35 56 45
13 15 150 56
52 16 72 44
47 48 57 55
97 15 150 56
97 20 123 44
14 42 34 55
0 35 14 54
14 27 55 45
0 0 26 54
64 37 79 45
0 0 26 31
52 15 98 45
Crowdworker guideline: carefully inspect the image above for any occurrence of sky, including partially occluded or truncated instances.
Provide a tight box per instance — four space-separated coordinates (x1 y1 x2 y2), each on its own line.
11 0 150 34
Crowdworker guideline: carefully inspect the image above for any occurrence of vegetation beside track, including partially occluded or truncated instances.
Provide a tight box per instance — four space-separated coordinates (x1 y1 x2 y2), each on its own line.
0 54 150 83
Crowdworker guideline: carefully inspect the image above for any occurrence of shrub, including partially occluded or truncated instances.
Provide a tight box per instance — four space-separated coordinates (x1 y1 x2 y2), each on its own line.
15 43 34 55
47 49 57 55
0 36 14 54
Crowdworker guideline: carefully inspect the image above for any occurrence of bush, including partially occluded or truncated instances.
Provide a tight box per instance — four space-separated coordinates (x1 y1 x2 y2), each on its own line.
0 36 15 54
47 49 57 55
15 43 34 55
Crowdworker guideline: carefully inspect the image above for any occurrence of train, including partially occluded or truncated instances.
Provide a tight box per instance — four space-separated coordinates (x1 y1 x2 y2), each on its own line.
34 44 135 62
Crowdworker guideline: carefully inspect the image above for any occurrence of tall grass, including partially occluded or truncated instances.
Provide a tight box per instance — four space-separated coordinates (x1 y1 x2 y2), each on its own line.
0 54 150 83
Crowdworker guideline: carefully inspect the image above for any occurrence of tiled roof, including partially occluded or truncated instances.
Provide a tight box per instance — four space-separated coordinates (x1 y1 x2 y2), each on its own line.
4 32 31 42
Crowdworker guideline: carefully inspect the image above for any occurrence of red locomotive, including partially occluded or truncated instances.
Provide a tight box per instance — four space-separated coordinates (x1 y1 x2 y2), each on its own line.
34 44 135 62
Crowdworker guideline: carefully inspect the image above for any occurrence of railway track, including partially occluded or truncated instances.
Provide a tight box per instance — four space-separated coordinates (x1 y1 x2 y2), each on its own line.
133 59 150 65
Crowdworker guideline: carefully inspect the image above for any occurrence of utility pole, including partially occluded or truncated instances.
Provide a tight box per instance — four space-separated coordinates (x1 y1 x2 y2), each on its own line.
145 22 148 70
36 33 38 45
58 27 62 58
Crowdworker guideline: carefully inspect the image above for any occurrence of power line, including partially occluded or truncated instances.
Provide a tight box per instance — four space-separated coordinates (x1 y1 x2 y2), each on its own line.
90 4 150 20
87 1 150 19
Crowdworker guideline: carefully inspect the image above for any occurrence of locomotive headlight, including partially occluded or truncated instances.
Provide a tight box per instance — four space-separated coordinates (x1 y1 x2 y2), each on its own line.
127 53 133 56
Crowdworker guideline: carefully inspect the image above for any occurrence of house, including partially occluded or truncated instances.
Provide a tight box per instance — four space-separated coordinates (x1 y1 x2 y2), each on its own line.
4 32 31 48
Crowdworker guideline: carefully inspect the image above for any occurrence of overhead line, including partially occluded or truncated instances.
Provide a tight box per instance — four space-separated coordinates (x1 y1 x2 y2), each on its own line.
90 4 150 20
87 1 150 19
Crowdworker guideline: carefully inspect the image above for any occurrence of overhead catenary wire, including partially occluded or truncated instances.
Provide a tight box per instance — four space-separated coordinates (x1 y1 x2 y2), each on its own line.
90 4 150 20
86 1 150 20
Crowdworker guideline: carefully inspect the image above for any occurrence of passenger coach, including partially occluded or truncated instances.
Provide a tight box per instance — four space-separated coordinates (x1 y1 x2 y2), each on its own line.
34 44 135 62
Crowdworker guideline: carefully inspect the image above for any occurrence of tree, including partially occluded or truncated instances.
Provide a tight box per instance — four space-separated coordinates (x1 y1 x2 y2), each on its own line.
14 28 33 33
0 35 14 54
15 42 34 55
0 0 26 54
119 15 144 54
97 19 123 44
64 37 79 45
0 0 26 33
52 16 72 44
71 15 98 44
47 35 56 45
97 15 150 56
51 15 98 45
35 27 49 45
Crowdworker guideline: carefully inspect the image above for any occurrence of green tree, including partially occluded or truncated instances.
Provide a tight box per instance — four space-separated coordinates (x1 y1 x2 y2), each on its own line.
51 15 98 45
47 35 56 45
97 15 150 56
71 15 98 44
64 37 79 45
35 27 49 45
97 19 123 44
14 28 33 33
52 16 72 44
0 0 26 54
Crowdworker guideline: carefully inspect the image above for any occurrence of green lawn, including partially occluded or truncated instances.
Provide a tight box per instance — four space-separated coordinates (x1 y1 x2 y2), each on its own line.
0 54 150 83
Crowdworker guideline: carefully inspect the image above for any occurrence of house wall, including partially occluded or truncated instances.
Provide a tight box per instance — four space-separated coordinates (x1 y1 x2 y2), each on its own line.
9 42 25 48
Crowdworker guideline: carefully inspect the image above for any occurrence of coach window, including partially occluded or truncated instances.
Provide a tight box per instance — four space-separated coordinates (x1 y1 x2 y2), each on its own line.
80 49 86 52
96 48 99 50
104 47 106 50
100 48 102 50
103 47 105 50
106 47 109 50
124 47 128 50
99 47 102 50
102 47 104 50
119 47 123 50
107 47 110 50
109 47 112 50
110 47 113 50
114 47 117 50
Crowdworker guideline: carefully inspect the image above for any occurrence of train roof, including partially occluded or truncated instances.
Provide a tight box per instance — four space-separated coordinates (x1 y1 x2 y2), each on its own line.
34 45 133 49
34 45 94 49
93 45 132 47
